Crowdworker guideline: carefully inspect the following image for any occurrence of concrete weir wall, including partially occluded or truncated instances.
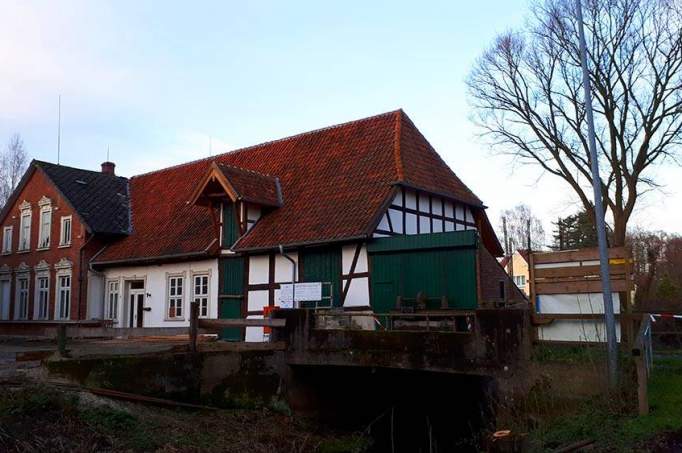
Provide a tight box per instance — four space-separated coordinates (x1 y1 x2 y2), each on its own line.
46 347 285 407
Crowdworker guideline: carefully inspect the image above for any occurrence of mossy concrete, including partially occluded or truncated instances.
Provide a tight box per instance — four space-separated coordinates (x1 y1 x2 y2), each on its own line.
46 348 283 406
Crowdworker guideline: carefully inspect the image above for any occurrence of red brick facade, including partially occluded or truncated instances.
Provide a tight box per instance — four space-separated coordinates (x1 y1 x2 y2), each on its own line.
478 245 527 306
0 168 97 320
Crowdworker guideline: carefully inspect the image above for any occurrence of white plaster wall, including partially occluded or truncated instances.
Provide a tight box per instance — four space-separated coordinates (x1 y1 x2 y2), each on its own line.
247 289 268 313
405 190 417 209
418 216 430 233
377 213 390 231
342 245 368 274
418 195 429 212
248 256 269 285
246 289 269 341
274 252 298 283
537 293 622 342
388 209 402 234
101 259 218 327
341 244 370 307
344 277 370 307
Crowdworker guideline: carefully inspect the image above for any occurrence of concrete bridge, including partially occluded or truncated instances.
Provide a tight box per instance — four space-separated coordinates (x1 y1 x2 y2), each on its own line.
271 308 531 379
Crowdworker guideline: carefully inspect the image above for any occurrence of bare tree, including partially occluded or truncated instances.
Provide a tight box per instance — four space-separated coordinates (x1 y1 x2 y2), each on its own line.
0 134 29 208
467 0 682 246
499 204 546 252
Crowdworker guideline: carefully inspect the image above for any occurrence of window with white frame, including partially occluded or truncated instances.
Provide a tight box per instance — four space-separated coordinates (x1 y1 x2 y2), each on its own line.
193 274 210 318
56 274 71 320
167 275 184 319
2 226 12 253
38 206 52 248
60 216 72 246
18 209 31 251
106 280 119 320
16 276 29 319
36 275 49 319
513 275 526 287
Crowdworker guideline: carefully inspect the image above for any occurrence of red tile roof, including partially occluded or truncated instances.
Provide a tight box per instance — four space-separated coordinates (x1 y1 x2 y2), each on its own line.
215 163 282 207
94 110 492 264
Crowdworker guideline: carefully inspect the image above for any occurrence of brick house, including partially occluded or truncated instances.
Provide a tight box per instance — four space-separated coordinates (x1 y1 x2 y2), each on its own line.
0 160 128 322
0 110 524 337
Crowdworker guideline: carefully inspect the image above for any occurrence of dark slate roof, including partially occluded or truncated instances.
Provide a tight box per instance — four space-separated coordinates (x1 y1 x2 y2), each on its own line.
35 160 130 235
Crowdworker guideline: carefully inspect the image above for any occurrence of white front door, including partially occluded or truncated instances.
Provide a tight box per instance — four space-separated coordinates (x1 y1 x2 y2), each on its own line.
128 291 145 328
0 280 9 320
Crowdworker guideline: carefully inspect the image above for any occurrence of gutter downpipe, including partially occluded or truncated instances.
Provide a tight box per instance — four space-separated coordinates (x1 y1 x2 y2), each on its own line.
279 244 296 308
89 244 109 321
78 234 97 320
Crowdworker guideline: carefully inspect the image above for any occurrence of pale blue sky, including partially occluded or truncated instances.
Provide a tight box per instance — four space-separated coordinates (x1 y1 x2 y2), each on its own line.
1 1 679 238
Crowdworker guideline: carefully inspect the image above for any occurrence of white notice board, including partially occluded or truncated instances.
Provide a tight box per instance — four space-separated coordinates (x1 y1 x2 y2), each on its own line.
278 282 322 308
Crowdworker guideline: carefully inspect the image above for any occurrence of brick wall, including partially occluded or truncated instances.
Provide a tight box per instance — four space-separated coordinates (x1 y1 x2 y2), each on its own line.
0 167 104 321
478 245 527 307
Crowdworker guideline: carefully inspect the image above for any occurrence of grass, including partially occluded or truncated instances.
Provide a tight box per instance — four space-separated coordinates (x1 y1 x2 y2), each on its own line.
528 351 682 451
0 384 371 452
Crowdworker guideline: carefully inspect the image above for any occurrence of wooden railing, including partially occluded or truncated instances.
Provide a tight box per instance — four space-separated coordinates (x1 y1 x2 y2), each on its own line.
188 301 287 352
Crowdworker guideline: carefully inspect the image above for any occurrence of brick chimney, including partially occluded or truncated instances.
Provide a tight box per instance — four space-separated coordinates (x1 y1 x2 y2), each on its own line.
101 161 116 175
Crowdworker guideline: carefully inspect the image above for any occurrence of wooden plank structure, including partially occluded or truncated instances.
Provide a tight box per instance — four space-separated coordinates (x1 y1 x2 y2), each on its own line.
528 247 635 343
530 247 632 297
189 301 286 351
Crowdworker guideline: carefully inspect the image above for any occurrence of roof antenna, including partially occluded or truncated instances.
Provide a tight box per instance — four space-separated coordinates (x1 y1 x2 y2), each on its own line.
57 94 62 165
107 146 110 161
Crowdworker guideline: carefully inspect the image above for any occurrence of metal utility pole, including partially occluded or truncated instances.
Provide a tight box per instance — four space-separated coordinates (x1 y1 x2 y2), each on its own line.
576 0 619 388
57 95 62 165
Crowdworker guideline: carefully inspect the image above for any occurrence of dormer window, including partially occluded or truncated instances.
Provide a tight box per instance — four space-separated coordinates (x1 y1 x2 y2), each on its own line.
189 162 283 249
18 201 31 252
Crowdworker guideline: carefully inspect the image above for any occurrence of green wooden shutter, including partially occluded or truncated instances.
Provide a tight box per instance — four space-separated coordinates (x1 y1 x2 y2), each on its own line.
219 256 244 341
222 203 239 248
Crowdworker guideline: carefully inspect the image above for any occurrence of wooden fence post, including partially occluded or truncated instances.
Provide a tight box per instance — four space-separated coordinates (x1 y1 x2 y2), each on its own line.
635 355 649 415
57 324 67 356
189 301 199 353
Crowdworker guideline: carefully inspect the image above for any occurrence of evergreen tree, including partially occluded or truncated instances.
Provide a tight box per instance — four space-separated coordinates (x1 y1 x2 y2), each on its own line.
551 211 599 250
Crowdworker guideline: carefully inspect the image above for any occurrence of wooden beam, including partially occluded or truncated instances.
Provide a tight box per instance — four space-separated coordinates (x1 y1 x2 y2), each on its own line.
198 318 286 330
189 301 199 353
535 279 632 294
532 247 627 264
534 263 631 279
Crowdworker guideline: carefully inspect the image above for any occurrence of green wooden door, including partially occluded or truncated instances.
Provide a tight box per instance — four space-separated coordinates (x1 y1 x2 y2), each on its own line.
219 256 244 341
368 231 479 313
300 247 341 307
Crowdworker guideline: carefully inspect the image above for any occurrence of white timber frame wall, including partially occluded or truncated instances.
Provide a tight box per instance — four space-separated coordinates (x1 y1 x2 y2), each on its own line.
100 259 218 328
341 243 369 308
374 187 477 238
245 252 299 341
